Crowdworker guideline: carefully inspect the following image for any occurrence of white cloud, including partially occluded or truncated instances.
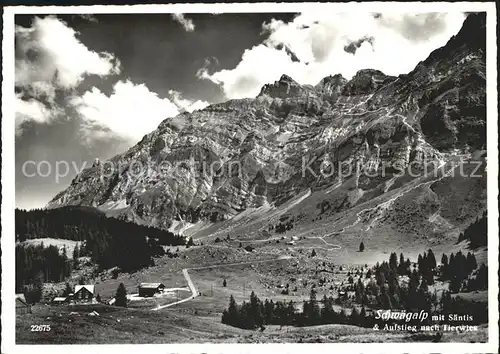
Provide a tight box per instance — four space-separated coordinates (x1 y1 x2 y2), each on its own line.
70 80 181 142
198 12 467 99
15 94 61 135
168 89 210 112
171 13 195 32
187 99 211 112
14 16 203 144
15 15 122 136
197 45 304 99
16 16 120 92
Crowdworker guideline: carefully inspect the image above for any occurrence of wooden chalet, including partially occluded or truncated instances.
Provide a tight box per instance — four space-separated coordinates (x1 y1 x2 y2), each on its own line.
74 285 95 303
15 294 31 314
138 283 166 297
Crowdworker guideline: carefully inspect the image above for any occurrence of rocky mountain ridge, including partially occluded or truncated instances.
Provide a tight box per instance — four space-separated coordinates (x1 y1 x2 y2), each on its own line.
47 13 486 242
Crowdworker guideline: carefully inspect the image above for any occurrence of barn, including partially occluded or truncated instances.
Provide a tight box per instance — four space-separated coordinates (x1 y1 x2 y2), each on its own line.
74 285 95 303
15 294 31 314
52 296 68 305
138 283 165 297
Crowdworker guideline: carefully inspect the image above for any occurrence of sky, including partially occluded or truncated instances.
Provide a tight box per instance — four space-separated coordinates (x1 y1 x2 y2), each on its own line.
14 11 467 209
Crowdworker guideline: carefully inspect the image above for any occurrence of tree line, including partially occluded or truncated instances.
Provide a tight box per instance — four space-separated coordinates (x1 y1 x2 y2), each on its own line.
221 290 376 329
343 249 487 324
221 248 488 329
16 243 71 302
349 249 484 311
457 211 487 248
440 250 486 292
16 206 185 246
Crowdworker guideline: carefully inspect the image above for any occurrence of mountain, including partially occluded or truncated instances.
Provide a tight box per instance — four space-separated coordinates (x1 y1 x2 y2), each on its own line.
47 13 486 248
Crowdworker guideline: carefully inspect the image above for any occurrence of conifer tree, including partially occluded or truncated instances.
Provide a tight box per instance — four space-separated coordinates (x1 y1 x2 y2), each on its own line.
73 244 80 262
398 253 406 274
286 300 295 325
377 285 392 309
62 282 72 297
389 252 398 270
350 307 360 325
466 252 477 272
376 270 386 288
355 278 366 303
359 307 367 325
115 283 128 307
359 241 365 252
249 291 263 327
449 275 462 293
427 249 437 270
26 271 44 304
307 289 321 325
264 299 274 324
440 253 448 275
225 295 239 325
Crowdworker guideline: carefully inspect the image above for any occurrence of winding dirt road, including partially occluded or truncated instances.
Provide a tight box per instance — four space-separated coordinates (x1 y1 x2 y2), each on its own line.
152 255 293 311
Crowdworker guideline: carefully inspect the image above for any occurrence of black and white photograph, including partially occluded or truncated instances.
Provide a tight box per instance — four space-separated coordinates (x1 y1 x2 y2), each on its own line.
1 2 498 352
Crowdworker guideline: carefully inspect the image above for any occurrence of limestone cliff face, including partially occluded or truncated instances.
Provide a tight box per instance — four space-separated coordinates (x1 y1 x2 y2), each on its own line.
47 14 486 231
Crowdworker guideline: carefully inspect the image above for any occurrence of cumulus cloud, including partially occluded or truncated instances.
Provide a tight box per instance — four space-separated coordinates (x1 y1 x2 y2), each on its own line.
70 80 181 142
171 13 195 32
197 44 305 99
198 12 466 99
72 85 211 144
377 13 451 42
15 16 120 91
15 15 205 144
15 15 121 134
168 90 210 113
15 94 60 131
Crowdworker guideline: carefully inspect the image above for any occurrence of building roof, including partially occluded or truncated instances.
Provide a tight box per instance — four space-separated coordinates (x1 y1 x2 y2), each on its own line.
15 294 29 307
53 297 67 302
139 283 165 289
75 285 95 294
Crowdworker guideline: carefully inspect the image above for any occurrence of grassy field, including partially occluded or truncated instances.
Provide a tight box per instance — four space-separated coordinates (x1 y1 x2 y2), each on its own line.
91 245 274 302
20 238 82 255
16 303 246 344
16 303 488 344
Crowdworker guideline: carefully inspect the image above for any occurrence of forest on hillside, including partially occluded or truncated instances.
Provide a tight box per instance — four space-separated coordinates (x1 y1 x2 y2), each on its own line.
16 206 185 246
458 211 487 248
15 206 187 298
